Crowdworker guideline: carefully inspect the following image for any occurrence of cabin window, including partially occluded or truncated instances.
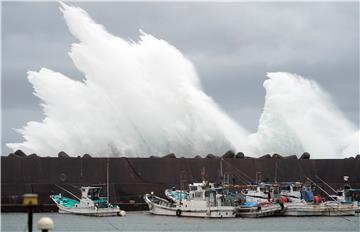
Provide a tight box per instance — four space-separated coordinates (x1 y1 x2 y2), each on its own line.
195 192 202 198
205 191 209 197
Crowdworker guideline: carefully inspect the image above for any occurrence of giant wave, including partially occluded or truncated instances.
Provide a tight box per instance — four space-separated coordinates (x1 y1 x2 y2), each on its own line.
7 2 359 158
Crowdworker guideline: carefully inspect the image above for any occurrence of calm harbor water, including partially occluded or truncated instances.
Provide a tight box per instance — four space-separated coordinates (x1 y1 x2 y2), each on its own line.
1 212 359 231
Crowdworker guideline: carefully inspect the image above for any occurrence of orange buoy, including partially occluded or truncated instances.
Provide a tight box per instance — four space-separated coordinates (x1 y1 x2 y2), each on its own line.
278 196 288 203
313 195 321 203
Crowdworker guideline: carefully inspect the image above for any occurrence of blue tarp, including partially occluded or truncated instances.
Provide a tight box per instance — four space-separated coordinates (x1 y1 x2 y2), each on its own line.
168 191 189 201
302 190 314 202
241 202 257 208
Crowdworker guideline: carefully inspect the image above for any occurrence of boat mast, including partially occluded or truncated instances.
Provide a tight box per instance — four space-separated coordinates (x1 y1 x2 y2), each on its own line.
274 160 278 183
107 158 110 202
220 158 223 185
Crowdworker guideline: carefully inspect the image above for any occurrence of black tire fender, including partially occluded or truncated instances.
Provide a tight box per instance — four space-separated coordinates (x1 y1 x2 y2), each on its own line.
176 209 182 217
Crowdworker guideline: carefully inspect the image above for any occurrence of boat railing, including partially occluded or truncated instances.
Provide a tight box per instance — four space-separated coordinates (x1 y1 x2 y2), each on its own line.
149 194 174 208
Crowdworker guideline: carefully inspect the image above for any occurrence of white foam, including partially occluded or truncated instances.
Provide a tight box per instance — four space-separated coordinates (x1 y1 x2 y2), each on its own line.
7 3 358 158
248 72 357 158
7 2 249 156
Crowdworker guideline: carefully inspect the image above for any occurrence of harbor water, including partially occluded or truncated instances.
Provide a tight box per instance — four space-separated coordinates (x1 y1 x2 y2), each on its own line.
1 212 359 231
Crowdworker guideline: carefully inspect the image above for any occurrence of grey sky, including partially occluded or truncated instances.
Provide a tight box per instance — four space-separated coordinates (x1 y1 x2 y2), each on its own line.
2 2 359 155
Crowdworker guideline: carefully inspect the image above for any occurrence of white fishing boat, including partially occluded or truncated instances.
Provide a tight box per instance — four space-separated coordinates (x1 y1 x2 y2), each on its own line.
327 189 360 214
336 189 360 213
279 182 358 216
144 181 237 218
50 186 126 216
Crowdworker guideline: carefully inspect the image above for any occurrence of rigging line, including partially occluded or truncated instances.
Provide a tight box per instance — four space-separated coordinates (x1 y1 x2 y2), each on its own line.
223 159 254 182
232 172 251 185
68 183 81 191
124 158 149 183
315 175 337 194
222 159 253 184
224 167 250 185
105 218 121 231
54 184 81 201
304 176 336 201
124 158 167 184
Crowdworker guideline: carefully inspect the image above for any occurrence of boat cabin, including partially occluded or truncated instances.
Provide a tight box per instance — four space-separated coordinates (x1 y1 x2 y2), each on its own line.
279 182 302 201
80 186 108 208
179 181 231 207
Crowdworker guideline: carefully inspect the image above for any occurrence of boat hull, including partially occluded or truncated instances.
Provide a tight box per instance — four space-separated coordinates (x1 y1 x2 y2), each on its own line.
283 202 357 216
145 194 236 218
149 205 236 218
236 204 284 218
50 195 122 217
57 204 121 216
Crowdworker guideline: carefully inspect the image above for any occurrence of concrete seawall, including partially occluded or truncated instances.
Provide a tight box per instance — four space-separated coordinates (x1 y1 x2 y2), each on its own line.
2 156 360 212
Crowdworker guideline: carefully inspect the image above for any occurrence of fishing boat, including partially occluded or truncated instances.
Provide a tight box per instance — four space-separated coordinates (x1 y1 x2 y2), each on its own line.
279 182 358 216
144 181 237 218
235 183 285 217
50 186 126 216
241 183 272 204
240 180 357 217
332 189 360 213
325 176 360 214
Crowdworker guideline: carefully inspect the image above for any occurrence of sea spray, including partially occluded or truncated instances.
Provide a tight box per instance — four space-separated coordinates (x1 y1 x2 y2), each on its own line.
7 3 358 158
248 72 357 158
7 2 249 156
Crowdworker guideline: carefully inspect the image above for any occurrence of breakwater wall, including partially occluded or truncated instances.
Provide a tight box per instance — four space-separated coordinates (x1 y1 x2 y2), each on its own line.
2 156 360 212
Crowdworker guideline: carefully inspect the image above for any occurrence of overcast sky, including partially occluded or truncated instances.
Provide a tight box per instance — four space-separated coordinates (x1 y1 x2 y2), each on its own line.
2 2 359 155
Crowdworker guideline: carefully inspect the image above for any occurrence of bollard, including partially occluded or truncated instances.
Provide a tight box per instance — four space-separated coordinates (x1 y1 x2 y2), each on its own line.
23 194 38 232
38 217 54 232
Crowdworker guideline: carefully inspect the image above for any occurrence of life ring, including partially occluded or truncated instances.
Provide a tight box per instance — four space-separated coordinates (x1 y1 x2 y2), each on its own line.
59 173 67 182
176 209 182 217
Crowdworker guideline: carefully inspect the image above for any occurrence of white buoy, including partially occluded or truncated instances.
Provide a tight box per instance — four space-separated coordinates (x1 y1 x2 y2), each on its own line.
119 210 126 216
38 217 54 231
